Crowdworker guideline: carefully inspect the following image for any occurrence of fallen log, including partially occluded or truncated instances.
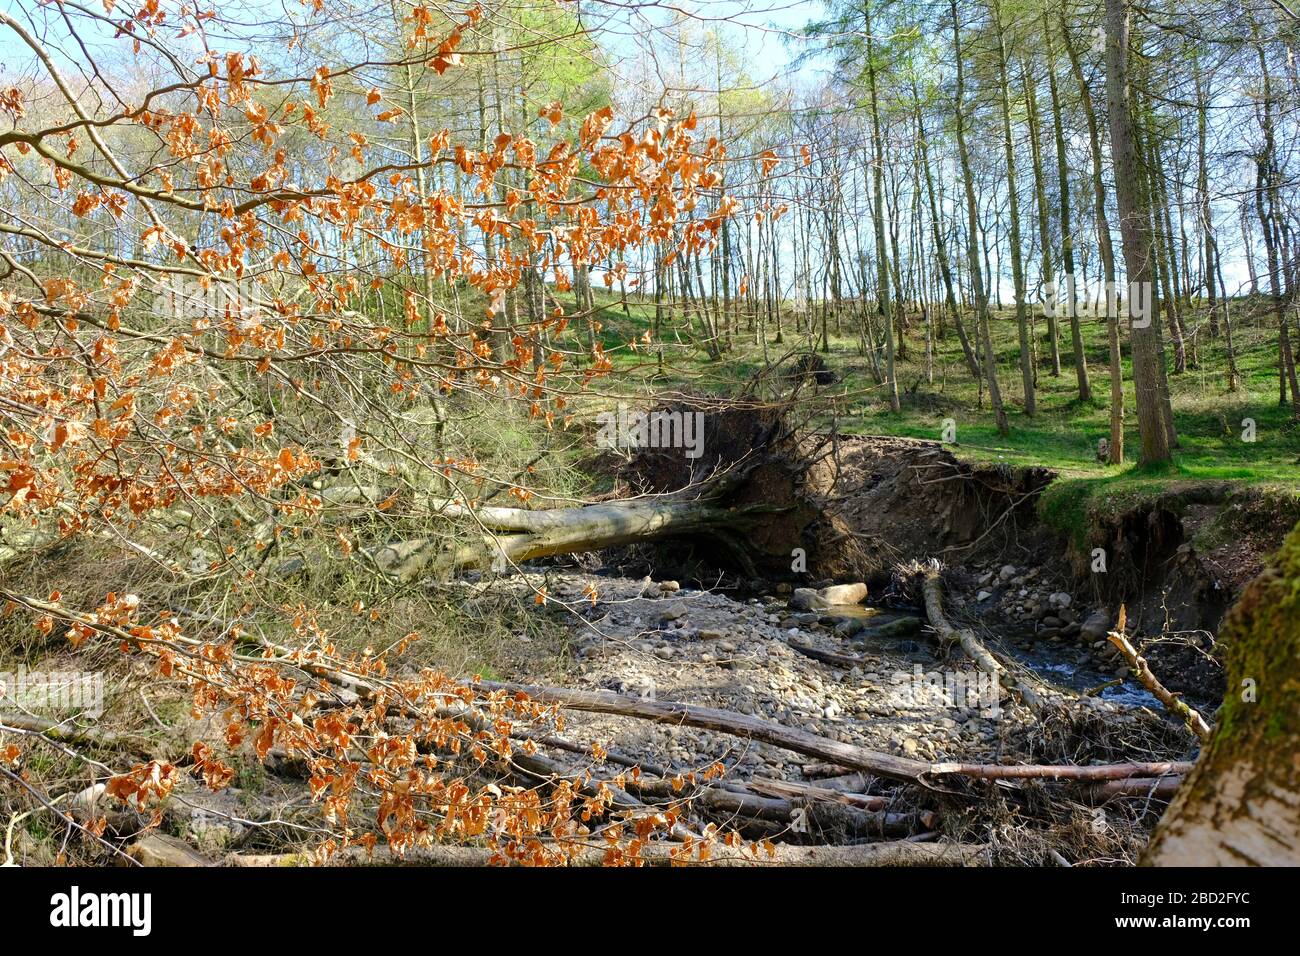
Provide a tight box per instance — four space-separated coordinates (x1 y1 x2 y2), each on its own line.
480 679 931 782
478 679 1194 785
373 498 783 581
226 839 989 867
0 712 152 754
1107 609 1213 743
921 565 1044 712
745 776 886 810
1088 776 1182 801
929 761 1193 781
625 777 928 835
787 641 870 670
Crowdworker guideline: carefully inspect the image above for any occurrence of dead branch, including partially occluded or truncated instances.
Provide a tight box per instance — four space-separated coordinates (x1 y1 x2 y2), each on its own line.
479 680 1195 784
1107 611 1214 743
921 565 1044 713
225 840 989 867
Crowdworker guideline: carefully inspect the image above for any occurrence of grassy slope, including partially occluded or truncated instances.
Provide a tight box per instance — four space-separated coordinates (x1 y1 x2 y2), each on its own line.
576 290 1300 544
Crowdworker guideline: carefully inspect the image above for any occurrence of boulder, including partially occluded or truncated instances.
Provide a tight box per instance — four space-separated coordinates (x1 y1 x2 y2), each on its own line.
789 582 868 611
1079 610 1112 641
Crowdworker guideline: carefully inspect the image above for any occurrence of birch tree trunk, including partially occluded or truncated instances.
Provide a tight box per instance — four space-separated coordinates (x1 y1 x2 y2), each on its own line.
1144 523 1300 865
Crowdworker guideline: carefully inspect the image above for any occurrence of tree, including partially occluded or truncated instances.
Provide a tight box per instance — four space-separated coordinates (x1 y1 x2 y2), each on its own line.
1144 520 1300 865
1103 0 1173 466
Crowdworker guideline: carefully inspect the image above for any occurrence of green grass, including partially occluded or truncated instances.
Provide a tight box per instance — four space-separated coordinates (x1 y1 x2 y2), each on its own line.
565 289 1300 545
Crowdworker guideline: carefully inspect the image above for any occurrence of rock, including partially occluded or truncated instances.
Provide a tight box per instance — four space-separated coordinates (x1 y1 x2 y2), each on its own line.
902 738 920 755
788 588 819 611
659 604 687 622
834 618 866 637
126 833 214 867
1049 591 1072 608
1079 610 1111 641
660 580 681 593
789 583 868 611
976 589 992 602
859 616 922 640
999 564 1017 581
653 647 674 661
1040 616 1064 629
697 629 725 641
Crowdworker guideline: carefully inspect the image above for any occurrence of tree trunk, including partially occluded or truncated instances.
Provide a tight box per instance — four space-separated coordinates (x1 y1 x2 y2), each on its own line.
1104 0 1172 466
373 497 774 581
865 2 900 412
1062 18 1122 461
1045 19 1090 401
1144 522 1300 865
951 0 1008 434
993 0 1037 418
914 78 981 381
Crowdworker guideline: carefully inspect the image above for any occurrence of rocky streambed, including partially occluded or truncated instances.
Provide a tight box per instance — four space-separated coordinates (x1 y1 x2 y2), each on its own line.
492 565 1203 787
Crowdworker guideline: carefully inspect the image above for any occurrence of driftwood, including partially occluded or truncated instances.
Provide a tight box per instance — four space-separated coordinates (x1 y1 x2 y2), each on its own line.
480 679 932 782
1088 776 1183 801
226 839 989 867
746 775 886 810
921 566 1043 712
479 680 1194 785
787 641 870 669
625 776 929 835
1107 610 1214 742
929 760 1193 781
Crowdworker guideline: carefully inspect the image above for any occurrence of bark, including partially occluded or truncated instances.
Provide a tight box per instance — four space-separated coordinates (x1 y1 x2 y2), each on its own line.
1144 522 1300 865
1104 0 1172 465
1062 17 1122 462
951 0 1009 434
227 840 991 867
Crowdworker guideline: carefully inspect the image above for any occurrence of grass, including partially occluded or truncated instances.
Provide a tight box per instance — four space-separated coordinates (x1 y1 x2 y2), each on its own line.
563 288 1300 546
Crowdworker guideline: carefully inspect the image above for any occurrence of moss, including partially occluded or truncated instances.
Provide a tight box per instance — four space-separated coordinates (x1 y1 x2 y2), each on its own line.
1208 519 1300 777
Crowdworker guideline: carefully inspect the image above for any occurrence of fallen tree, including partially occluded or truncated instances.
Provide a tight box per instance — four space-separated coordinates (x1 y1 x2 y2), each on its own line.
1106 608 1213 743
225 840 989 868
919 563 1045 713
373 496 784 581
363 403 825 581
